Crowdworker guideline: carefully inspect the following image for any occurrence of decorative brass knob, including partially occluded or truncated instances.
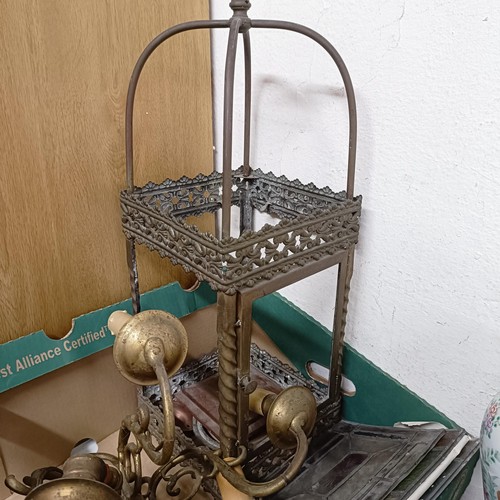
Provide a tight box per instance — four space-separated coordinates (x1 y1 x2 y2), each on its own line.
109 310 188 386
250 386 317 449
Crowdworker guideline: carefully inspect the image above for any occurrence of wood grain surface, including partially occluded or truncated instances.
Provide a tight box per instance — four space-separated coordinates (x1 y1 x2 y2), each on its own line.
0 0 214 341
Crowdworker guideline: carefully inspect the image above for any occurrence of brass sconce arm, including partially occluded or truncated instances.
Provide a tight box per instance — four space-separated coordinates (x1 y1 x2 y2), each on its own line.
148 414 310 499
118 337 176 467
110 310 317 498
4 476 32 496
5 310 317 499
5 468 62 496
109 310 188 496
209 413 310 497
205 385 317 497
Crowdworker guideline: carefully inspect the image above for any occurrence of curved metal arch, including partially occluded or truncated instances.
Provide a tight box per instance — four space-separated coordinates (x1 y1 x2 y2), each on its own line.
125 19 230 191
250 19 357 199
124 12 358 315
124 15 250 238
125 16 357 207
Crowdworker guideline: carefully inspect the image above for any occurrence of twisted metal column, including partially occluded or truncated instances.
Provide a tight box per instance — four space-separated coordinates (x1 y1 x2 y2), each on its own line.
217 292 239 457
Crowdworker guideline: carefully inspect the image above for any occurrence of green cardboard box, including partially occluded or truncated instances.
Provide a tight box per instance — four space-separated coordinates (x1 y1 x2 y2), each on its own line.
0 282 478 499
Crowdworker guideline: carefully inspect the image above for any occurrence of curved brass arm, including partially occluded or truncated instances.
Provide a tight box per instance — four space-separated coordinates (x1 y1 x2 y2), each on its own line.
119 338 176 467
109 310 314 498
210 414 309 497
5 475 31 495
109 309 188 470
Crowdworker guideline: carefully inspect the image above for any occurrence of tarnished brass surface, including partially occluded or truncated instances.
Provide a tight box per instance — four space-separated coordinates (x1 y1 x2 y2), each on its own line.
111 309 188 386
25 478 121 499
249 386 317 450
266 387 317 450
201 416 310 497
6 454 123 499
216 293 239 457
107 309 186 476
216 461 252 500
112 315 180 467
61 455 107 481
118 1 360 495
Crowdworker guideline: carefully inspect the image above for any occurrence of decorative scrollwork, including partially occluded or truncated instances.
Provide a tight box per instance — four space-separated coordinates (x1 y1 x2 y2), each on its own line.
148 451 207 500
121 169 361 294
140 345 330 498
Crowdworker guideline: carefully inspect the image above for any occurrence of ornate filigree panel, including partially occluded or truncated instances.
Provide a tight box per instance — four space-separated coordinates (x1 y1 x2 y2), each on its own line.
121 169 362 293
141 344 325 409
246 168 350 218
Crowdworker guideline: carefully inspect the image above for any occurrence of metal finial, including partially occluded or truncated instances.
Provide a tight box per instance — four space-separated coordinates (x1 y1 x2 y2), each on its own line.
230 0 251 14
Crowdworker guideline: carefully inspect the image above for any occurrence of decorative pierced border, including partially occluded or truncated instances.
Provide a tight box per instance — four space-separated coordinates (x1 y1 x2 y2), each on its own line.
142 344 325 407
129 167 351 219
121 169 361 293
140 345 327 444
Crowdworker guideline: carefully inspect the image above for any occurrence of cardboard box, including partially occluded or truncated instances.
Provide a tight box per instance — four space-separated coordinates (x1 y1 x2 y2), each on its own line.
0 283 478 499
0 283 292 499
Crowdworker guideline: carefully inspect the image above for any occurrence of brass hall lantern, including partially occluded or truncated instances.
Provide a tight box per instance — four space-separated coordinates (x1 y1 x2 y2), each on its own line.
7 2 473 499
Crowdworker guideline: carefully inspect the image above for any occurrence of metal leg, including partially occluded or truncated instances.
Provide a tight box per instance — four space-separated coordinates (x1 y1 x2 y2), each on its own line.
236 293 253 448
329 247 355 401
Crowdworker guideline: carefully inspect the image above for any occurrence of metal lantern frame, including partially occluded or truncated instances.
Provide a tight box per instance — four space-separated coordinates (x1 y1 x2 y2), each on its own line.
121 0 361 461
6 3 480 499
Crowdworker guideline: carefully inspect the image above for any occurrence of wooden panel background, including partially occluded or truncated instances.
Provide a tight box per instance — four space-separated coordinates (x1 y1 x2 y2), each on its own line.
0 0 214 341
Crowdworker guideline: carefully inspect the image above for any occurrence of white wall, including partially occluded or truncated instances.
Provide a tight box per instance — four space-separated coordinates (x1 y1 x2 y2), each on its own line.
210 0 499 485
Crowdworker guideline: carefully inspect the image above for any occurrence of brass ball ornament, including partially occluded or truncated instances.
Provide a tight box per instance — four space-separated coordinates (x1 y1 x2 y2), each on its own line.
110 309 188 386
